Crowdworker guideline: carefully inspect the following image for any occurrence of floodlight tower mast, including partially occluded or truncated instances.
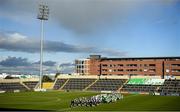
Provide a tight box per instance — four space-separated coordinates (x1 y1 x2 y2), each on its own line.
37 4 49 89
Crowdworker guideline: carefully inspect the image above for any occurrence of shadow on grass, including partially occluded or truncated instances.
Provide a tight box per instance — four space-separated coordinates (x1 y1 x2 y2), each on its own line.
0 108 52 111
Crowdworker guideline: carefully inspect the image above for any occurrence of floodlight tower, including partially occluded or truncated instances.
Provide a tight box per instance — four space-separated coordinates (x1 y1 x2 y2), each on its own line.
37 4 49 89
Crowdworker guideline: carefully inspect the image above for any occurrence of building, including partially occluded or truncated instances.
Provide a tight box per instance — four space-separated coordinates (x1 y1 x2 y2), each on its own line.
75 59 90 75
75 55 180 78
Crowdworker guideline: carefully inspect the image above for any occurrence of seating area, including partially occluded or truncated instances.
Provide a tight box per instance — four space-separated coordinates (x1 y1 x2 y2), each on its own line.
158 79 180 96
62 78 96 90
53 79 67 90
23 81 38 89
127 78 164 85
42 82 54 89
0 82 27 92
87 79 126 91
145 79 164 85
121 84 158 93
0 76 179 96
121 78 165 93
127 78 146 85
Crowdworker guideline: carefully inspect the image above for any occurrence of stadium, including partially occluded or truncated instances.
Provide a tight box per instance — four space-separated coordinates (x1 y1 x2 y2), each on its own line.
0 0 180 111
0 73 180 111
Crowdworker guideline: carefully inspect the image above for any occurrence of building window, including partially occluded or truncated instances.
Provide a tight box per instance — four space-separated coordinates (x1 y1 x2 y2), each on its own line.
118 69 123 71
149 69 156 72
102 64 108 67
118 64 123 67
149 64 156 67
102 69 108 72
129 74 138 76
109 69 112 72
172 69 180 72
144 69 148 72
172 64 180 67
126 64 137 67
127 69 137 71
149 74 156 76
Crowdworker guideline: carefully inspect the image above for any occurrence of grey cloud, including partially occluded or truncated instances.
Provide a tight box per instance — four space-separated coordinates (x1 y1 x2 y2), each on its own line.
99 49 128 57
0 57 57 74
0 56 57 67
34 61 56 66
60 62 75 67
58 62 75 74
0 57 31 67
0 31 92 53
0 31 127 56
43 61 56 66
0 0 178 34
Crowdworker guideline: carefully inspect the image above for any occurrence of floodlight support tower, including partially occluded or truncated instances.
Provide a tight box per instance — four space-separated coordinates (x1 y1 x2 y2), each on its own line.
37 4 49 89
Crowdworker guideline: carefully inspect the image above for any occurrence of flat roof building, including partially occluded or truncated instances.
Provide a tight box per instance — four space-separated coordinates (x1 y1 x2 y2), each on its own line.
75 55 180 78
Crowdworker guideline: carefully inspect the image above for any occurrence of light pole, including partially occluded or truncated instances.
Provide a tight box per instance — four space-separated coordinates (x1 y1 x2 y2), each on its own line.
37 4 49 89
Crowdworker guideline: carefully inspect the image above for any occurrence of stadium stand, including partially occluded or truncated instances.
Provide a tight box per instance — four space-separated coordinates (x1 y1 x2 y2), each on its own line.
121 78 165 93
62 78 96 90
23 81 38 90
127 78 165 85
145 79 165 85
53 79 68 90
0 75 179 96
0 82 27 92
158 79 180 96
127 78 146 85
87 79 126 91
121 84 158 93
42 82 53 89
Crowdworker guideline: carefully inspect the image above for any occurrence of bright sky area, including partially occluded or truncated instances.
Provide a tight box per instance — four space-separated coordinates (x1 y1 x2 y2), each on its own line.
0 0 179 73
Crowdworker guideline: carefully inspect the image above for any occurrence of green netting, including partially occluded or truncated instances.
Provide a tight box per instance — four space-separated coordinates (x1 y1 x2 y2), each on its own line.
145 79 165 85
127 78 146 84
20 76 27 79
127 78 165 85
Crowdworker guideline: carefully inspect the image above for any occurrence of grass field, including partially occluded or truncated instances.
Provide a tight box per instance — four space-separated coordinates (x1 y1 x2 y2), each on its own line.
0 91 180 111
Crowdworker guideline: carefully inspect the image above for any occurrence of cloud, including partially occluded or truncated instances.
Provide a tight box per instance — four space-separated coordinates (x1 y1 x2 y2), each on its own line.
33 61 56 67
60 62 75 67
43 61 56 66
0 0 178 34
58 62 75 74
0 56 58 74
0 31 127 56
0 56 74 74
99 49 128 57
0 56 57 67
0 56 31 67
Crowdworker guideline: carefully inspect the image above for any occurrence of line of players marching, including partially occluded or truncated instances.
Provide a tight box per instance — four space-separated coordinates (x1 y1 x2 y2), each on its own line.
70 93 123 107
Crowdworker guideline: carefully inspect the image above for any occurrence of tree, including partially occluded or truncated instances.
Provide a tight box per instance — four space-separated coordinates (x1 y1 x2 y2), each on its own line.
5 75 14 79
55 72 61 78
42 75 53 82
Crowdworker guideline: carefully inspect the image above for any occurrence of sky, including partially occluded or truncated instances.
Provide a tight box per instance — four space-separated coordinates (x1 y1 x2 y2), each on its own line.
0 0 179 74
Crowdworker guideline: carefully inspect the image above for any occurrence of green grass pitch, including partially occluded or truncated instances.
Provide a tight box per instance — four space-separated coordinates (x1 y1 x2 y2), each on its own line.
0 91 179 111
